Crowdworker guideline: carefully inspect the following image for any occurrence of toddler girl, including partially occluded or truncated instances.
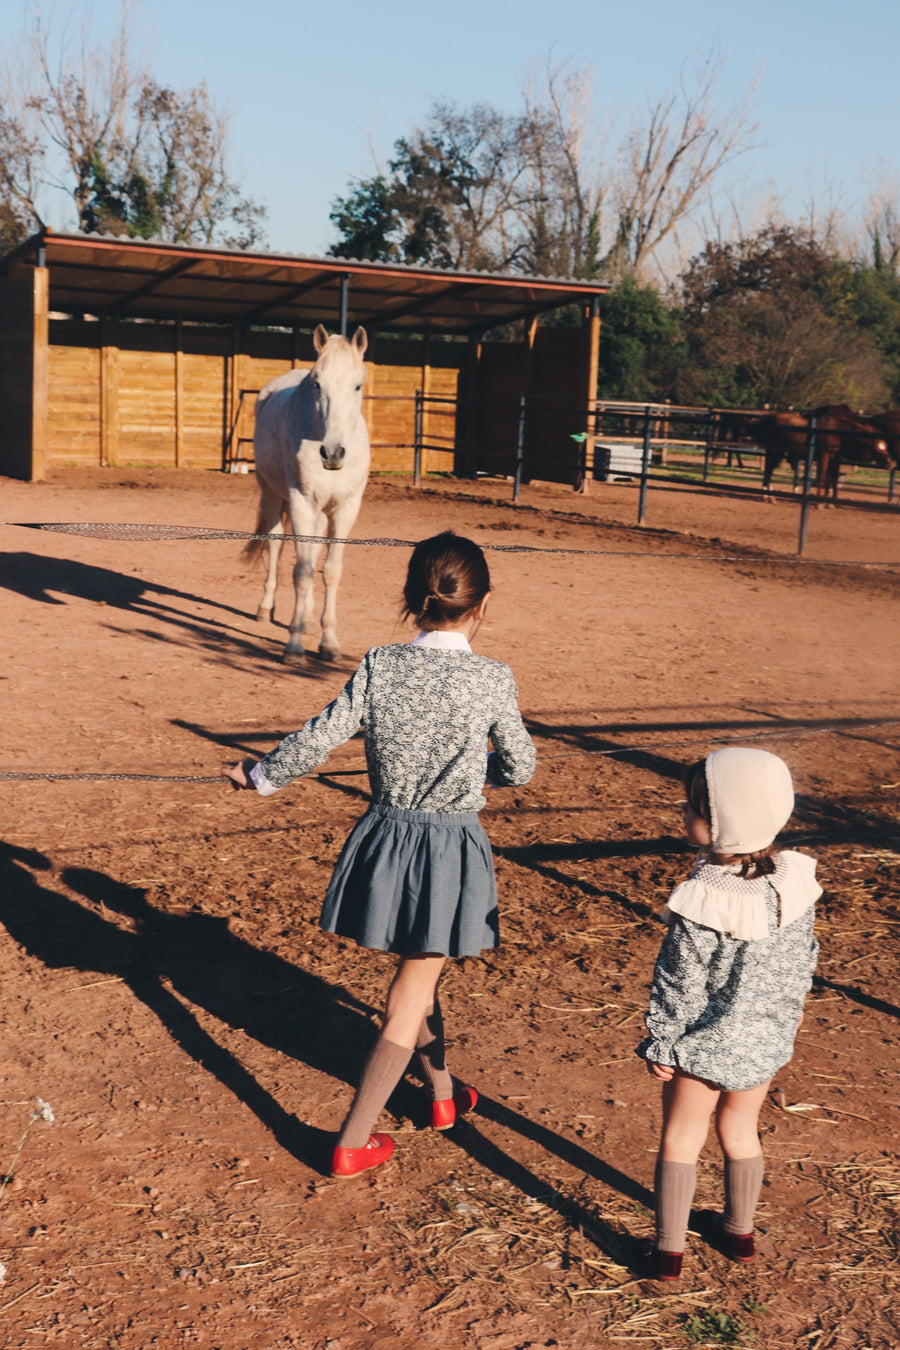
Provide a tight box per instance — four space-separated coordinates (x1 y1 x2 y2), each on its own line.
224 531 535 1176
636 747 820 1279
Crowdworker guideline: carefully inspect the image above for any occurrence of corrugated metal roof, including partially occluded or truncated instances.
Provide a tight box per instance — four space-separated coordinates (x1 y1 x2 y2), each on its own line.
3 230 608 332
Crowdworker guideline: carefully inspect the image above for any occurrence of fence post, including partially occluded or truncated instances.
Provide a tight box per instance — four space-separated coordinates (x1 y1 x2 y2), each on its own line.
889 465 896 503
703 408 715 482
413 388 423 487
797 413 817 555
513 393 526 502
637 404 653 525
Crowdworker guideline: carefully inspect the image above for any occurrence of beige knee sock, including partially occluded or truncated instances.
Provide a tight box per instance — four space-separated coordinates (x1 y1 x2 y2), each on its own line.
723 1154 764 1235
655 1160 697 1253
337 1037 412 1150
416 998 453 1102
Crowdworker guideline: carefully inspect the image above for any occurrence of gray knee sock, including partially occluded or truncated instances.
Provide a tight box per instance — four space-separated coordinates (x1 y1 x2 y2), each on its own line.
655 1160 697 1253
337 1037 412 1150
416 998 453 1102
723 1154 764 1235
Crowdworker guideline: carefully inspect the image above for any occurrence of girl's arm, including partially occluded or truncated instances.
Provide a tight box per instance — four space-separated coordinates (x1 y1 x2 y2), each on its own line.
224 654 373 793
637 916 718 1073
486 671 537 787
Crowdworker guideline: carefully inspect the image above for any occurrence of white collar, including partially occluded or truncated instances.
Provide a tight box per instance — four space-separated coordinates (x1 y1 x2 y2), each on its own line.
412 629 472 651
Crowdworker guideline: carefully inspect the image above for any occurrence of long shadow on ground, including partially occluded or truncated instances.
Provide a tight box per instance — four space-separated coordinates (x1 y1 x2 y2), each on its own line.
0 841 648 1246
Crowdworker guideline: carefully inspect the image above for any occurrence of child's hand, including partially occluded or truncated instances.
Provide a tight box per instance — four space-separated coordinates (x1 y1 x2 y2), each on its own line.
222 760 256 790
647 1060 675 1081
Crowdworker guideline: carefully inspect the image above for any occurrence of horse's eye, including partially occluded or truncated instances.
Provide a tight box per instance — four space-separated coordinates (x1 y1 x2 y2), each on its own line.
355 383 362 392
312 378 320 390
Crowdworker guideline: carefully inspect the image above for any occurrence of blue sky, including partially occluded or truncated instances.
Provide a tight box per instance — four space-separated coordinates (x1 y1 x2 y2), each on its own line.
12 0 900 262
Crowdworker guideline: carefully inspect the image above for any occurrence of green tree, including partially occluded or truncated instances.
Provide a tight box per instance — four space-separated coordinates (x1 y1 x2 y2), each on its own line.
330 101 523 270
678 225 889 409
840 257 900 404
597 277 686 400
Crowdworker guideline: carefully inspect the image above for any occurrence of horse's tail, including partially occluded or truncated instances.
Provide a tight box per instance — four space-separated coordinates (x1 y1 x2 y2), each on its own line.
243 504 289 564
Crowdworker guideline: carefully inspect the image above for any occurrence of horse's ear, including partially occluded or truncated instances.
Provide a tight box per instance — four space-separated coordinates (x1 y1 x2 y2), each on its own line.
313 324 329 354
351 326 367 356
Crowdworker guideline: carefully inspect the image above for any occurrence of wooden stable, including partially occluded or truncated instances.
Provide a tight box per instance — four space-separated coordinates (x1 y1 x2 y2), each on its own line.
0 232 606 483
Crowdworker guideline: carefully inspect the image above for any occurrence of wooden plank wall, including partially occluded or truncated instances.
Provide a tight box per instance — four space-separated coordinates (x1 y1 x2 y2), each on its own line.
37 323 464 475
529 327 587 485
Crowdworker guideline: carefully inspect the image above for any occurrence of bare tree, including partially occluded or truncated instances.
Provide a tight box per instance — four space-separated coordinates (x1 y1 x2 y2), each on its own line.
607 45 760 281
18 1 143 230
0 1 265 249
516 60 606 277
862 171 900 272
0 98 44 249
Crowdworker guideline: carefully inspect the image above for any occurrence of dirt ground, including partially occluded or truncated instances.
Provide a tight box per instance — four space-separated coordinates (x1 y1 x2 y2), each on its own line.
0 466 898 1350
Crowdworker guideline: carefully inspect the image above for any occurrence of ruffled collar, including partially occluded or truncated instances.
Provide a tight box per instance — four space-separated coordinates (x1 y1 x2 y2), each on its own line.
663 851 821 941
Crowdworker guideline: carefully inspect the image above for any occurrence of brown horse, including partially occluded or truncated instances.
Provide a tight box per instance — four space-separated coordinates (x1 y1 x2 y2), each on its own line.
749 405 890 501
867 410 900 473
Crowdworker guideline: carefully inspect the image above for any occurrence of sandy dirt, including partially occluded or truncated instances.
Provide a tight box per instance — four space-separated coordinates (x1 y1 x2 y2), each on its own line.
0 466 898 1349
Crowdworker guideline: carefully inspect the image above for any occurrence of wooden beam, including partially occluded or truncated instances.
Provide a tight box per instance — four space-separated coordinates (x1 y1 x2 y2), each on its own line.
578 300 602 494
108 256 198 317
356 280 483 331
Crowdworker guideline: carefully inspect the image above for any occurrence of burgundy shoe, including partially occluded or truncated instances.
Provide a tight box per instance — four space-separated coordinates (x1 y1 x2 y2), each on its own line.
430 1085 478 1131
639 1241 683 1282
722 1230 755 1263
330 1132 395 1177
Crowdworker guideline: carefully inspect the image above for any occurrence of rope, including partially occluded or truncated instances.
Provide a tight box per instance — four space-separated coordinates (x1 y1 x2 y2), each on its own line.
3 520 898 569
3 717 897 784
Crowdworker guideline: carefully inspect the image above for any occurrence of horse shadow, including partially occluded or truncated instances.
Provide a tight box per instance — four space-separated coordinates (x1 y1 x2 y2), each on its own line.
0 840 649 1248
0 550 358 679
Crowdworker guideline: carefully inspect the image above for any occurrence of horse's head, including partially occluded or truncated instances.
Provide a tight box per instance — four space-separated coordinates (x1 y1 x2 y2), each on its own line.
310 325 368 470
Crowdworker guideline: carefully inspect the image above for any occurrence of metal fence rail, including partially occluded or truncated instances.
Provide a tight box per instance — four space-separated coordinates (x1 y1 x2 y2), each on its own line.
409 392 897 556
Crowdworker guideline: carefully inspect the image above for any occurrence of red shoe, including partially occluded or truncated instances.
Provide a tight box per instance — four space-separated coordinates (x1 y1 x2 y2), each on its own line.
430 1085 478 1131
330 1132 394 1177
722 1231 755 1263
639 1242 683 1282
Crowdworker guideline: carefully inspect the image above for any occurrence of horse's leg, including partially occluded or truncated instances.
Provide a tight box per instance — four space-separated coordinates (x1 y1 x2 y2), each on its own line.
283 491 319 666
318 498 359 661
255 488 285 624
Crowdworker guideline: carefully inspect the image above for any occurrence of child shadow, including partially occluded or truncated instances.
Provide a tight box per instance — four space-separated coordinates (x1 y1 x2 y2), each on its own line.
445 1097 652 1269
0 841 377 1171
0 843 650 1239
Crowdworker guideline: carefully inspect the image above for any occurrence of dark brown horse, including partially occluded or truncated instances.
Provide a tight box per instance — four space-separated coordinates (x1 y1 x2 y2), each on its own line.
748 405 890 501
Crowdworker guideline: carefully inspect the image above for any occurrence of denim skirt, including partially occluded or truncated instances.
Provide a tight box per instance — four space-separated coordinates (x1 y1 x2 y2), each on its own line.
319 802 499 957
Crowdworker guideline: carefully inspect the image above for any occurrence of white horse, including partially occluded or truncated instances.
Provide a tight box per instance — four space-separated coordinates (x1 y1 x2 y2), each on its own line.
247 325 370 664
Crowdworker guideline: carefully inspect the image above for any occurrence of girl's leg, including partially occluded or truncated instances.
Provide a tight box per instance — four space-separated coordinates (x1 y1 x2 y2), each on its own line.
715 1080 769 1238
655 1072 721 1253
337 954 445 1150
415 985 453 1103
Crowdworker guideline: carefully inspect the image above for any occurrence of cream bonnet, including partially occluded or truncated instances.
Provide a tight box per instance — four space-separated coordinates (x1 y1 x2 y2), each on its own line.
705 747 795 854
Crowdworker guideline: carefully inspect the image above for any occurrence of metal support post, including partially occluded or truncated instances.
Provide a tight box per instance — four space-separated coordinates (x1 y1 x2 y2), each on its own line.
339 274 349 337
637 405 653 525
797 414 817 555
513 394 527 503
413 389 423 486
703 408 715 482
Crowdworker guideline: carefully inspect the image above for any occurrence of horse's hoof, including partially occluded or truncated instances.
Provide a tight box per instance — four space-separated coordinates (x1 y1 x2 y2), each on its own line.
282 647 306 667
317 646 341 662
